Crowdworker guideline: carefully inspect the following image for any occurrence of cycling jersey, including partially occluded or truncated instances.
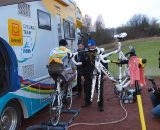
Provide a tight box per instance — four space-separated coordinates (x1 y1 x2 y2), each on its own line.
49 46 71 64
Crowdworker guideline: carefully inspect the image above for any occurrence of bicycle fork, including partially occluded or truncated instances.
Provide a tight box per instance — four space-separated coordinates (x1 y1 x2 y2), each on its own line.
90 73 102 103
90 75 97 102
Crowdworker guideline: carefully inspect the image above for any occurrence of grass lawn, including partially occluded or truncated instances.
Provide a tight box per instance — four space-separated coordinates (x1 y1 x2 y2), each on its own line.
103 37 160 77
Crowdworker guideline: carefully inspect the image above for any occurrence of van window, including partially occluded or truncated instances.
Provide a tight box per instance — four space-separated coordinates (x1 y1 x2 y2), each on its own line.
57 14 62 41
37 9 51 30
63 20 70 39
70 23 75 38
63 20 75 39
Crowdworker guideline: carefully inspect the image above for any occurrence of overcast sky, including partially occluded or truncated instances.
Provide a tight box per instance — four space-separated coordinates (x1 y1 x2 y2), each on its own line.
75 0 160 28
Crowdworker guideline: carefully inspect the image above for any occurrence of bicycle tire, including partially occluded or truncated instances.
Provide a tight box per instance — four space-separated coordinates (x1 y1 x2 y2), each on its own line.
49 95 61 126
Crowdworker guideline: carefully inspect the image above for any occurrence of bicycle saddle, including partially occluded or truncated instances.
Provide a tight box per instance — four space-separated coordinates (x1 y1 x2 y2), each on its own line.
114 32 127 39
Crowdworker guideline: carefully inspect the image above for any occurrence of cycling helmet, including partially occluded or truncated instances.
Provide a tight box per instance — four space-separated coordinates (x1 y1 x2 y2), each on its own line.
87 39 96 46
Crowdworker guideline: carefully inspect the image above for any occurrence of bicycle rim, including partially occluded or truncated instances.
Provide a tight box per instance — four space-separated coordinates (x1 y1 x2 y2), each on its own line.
49 96 61 126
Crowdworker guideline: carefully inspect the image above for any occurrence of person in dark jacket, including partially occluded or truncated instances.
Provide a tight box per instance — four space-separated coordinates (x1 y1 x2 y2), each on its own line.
125 46 136 58
81 39 105 112
150 90 160 118
75 42 85 96
119 46 137 65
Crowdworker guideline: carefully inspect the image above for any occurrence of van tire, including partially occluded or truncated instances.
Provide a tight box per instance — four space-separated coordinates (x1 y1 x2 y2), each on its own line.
1 101 22 130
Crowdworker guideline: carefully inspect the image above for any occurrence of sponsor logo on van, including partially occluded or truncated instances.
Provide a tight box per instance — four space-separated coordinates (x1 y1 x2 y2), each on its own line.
20 21 36 62
8 19 23 46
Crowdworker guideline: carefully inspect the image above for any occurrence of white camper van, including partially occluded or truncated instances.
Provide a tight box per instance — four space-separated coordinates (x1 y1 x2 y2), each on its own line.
0 0 82 129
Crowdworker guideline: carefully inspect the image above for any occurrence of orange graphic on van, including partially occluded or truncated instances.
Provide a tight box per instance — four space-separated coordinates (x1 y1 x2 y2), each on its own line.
8 19 23 46
12 23 20 36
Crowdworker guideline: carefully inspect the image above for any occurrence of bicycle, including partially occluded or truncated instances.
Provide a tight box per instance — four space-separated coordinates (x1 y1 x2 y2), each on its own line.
68 32 135 102
47 61 75 126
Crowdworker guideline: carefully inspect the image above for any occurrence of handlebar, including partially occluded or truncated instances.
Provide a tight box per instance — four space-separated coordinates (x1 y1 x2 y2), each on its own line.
68 52 82 66
68 48 99 66
77 32 90 38
69 47 120 65
96 47 104 55
68 48 101 66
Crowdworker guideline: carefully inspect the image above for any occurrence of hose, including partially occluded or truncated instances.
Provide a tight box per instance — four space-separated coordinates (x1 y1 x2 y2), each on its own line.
67 100 128 129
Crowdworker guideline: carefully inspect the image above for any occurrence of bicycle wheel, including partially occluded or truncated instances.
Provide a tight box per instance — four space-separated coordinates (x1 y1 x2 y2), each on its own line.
49 95 61 126
63 86 72 110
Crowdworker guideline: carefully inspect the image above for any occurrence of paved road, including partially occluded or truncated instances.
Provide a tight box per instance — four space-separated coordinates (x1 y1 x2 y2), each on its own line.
21 79 160 130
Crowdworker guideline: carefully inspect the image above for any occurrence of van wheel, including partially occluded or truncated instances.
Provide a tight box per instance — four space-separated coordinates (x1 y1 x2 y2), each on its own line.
0 102 22 130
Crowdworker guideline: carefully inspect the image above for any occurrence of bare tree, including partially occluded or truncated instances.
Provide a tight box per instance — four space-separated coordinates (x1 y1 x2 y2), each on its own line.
82 14 92 32
91 14 113 45
148 17 160 36
95 14 105 32
117 14 160 39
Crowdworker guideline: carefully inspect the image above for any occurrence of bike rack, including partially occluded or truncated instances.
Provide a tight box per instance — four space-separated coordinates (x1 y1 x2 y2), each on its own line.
26 109 80 130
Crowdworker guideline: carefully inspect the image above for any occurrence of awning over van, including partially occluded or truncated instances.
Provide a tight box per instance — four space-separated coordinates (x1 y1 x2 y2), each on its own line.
76 19 82 28
54 0 69 6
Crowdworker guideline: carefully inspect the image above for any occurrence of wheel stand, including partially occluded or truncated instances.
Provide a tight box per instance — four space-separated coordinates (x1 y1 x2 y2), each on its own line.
26 109 80 130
